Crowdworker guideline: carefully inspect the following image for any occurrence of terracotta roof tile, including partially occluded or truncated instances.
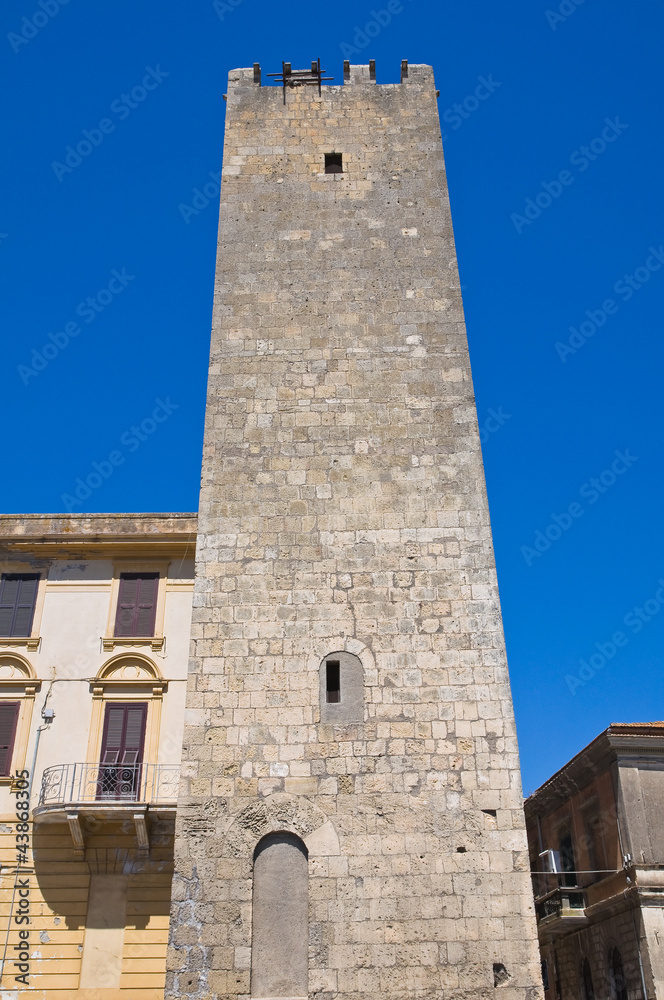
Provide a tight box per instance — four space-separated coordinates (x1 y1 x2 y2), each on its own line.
611 721 664 728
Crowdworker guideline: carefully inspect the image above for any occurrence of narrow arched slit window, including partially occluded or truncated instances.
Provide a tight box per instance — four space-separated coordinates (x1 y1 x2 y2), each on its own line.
251 832 308 999
325 660 340 702
319 651 363 723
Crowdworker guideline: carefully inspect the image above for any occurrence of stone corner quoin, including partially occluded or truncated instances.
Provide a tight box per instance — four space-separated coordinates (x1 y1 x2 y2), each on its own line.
166 60 543 1000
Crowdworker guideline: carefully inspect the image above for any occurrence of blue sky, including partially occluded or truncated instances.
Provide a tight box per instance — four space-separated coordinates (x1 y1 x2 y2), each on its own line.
1 0 662 791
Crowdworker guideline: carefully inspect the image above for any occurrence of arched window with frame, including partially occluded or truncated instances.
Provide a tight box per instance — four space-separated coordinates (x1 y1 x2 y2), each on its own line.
251 832 308 999
87 654 167 802
0 654 40 780
581 957 595 1000
609 946 628 1000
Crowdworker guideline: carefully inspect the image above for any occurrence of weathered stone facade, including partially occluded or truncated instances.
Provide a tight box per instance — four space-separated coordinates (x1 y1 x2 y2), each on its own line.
526 724 664 1000
167 62 542 1000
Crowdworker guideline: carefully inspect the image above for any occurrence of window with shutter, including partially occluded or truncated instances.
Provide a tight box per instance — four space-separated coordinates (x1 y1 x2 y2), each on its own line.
0 575 39 637
114 573 159 637
98 702 147 799
0 702 20 776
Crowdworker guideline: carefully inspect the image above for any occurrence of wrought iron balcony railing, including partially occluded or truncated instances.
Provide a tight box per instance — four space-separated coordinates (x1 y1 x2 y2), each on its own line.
535 885 588 923
38 762 180 807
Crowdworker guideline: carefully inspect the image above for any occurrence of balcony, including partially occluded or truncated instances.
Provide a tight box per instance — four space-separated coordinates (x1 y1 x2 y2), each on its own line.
535 885 589 940
33 762 180 856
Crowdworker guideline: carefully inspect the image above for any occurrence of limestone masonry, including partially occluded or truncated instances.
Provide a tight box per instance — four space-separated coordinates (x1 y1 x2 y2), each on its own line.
167 61 542 1000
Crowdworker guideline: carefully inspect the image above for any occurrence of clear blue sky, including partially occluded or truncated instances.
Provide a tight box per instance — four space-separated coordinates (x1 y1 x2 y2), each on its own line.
2 0 662 792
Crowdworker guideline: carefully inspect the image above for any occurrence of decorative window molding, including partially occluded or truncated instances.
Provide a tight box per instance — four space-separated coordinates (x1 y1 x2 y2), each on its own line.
0 636 41 652
102 635 164 652
0 653 41 782
87 653 166 767
103 560 169 651
0 652 40 686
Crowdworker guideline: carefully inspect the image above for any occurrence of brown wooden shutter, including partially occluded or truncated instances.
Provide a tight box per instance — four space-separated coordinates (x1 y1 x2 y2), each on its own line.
123 704 147 763
100 703 147 764
135 575 159 636
0 575 39 636
114 573 158 636
114 575 138 636
0 578 17 635
100 704 125 764
0 702 20 776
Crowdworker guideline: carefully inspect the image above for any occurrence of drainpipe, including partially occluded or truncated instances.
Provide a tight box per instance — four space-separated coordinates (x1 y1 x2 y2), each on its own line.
27 709 54 805
629 900 649 1000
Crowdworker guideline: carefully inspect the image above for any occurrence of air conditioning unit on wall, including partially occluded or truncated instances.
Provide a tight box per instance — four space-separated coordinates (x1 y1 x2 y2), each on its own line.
539 849 562 873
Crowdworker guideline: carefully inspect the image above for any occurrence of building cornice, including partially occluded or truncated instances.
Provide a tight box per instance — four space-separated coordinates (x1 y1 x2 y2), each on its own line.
525 724 664 818
0 513 198 557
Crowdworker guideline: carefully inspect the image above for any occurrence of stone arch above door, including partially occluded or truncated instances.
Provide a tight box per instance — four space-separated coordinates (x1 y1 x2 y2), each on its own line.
223 793 339 863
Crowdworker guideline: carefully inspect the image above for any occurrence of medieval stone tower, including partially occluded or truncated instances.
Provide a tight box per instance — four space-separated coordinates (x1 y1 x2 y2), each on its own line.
167 60 542 1000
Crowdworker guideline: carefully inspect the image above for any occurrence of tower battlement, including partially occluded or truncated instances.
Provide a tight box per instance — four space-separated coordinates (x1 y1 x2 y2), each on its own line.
234 58 435 90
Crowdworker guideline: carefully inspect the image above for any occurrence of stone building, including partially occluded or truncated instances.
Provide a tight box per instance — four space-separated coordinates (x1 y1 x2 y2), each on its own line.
525 723 664 1000
166 61 542 1000
0 513 196 998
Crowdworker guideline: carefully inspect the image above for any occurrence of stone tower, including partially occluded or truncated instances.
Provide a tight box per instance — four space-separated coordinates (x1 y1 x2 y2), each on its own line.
167 60 542 1000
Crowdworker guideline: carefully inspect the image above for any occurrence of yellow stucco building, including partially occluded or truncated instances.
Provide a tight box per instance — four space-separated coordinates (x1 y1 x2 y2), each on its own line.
0 513 196 998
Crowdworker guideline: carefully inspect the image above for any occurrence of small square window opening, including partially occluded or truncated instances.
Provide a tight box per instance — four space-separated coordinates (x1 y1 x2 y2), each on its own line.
325 660 340 702
324 153 343 174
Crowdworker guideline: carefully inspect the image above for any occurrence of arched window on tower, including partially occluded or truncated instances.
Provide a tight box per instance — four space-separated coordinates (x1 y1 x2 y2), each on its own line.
251 832 308 999
319 651 364 723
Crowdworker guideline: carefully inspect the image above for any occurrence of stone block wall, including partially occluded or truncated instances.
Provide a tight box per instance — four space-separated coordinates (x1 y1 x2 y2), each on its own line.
540 905 645 1000
167 62 542 1000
